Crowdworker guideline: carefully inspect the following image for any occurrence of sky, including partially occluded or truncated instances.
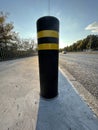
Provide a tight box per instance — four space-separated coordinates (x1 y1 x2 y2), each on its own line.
0 0 98 48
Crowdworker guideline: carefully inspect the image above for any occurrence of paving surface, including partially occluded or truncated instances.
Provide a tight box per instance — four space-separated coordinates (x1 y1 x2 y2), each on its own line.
0 56 98 130
59 53 98 99
59 53 98 116
0 57 40 130
36 71 98 130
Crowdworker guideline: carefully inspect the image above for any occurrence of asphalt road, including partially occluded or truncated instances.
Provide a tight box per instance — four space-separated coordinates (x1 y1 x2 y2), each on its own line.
59 52 98 99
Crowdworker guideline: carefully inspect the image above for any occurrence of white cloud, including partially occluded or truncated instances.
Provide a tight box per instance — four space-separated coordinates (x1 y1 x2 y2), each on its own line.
85 22 98 33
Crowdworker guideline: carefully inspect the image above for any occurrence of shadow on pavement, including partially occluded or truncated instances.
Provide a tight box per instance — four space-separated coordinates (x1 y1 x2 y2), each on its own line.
36 71 98 130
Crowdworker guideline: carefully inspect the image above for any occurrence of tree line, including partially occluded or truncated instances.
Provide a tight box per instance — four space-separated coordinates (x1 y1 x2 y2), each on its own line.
0 12 36 61
61 34 98 52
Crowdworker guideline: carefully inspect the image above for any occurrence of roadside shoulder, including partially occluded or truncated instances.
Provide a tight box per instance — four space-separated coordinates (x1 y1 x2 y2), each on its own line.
59 66 98 117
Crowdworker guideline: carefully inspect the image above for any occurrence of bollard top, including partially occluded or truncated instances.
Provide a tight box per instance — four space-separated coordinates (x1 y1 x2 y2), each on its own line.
37 16 59 32
37 16 59 22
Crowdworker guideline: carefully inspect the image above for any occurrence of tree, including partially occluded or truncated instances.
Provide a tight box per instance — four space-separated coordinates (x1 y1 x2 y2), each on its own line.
0 11 36 60
63 34 98 52
90 35 98 50
0 12 14 50
81 38 88 50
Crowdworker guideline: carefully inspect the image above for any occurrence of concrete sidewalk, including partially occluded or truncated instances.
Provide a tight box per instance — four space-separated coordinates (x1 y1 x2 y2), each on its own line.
0 56 98 130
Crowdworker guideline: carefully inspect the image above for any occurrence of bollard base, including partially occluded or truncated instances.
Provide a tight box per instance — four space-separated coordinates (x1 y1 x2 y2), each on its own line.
40 93 58 101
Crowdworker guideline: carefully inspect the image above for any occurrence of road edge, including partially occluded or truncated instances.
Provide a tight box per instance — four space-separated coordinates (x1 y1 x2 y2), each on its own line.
59 67 98 117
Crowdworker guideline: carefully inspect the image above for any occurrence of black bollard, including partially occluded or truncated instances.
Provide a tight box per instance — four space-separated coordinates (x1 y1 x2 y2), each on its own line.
37 16 59 99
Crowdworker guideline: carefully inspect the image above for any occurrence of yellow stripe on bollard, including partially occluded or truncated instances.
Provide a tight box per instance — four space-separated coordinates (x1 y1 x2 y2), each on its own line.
38 30 59 38
38 43 59 50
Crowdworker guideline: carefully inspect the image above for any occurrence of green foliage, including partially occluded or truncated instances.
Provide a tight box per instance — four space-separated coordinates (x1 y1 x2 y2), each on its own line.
64 35 98 52
0 11 15 49
0 11 36 61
